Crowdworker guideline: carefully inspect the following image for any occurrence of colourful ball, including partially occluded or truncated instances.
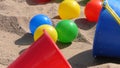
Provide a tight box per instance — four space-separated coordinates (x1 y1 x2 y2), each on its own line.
55 20 78 43
64 0 75 1
58 0 81 19
85 0 102 22
34 25 58 42
33 0 51 4
29 14 52 35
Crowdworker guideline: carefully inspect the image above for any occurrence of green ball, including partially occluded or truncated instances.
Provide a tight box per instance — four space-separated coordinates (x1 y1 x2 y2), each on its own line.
55 20 78 43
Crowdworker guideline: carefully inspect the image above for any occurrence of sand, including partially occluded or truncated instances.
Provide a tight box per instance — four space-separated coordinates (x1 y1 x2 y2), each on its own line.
0 0 120 68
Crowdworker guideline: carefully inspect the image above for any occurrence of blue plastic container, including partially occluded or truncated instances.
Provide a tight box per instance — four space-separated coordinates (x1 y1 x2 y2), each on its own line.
93 0 120 58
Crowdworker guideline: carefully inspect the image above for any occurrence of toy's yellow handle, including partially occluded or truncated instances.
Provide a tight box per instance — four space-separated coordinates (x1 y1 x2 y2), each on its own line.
103 0 120 25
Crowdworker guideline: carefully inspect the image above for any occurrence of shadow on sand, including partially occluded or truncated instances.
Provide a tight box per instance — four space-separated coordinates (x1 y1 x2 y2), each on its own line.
26 0 62 5
68 50 120 68
75 18 96 30
78 0 90 6
56 41 72 49
15 33 34 45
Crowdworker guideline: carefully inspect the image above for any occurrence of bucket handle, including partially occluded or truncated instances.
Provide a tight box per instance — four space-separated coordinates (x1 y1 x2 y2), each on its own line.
103 0 120 25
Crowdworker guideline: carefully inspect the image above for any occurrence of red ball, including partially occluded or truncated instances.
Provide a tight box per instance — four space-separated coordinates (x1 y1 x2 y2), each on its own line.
34 0 51 4
85 0 102 22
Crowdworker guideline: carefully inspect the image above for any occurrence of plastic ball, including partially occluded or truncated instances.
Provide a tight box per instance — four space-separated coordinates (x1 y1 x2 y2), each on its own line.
55 20 78 43
85 0 102 22
29 14 52 35
58 0 80 19
33 0 51 4
64 0 75 1
34 25 58 42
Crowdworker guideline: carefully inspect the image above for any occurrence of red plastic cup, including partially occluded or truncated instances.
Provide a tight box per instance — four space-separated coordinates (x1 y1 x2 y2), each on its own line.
8 30 71 68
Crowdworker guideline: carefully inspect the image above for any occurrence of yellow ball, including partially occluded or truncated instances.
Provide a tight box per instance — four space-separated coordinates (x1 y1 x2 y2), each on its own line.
64 0 75 1
58 0 80 19
34 25 58 42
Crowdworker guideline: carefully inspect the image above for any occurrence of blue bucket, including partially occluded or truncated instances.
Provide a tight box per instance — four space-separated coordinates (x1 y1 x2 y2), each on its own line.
93 0 120 58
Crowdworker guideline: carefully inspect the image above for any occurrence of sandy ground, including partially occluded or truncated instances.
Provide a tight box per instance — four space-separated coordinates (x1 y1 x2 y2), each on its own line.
0 0 120 68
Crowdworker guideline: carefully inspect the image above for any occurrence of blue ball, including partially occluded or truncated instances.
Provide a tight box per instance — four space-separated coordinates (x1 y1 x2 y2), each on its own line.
29 14 52 35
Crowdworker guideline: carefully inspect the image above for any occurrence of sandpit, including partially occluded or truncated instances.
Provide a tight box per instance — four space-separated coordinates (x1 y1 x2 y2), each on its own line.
0 0 120 68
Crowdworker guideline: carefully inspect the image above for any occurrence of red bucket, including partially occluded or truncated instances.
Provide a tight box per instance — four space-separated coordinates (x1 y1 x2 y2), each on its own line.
8 30 71 68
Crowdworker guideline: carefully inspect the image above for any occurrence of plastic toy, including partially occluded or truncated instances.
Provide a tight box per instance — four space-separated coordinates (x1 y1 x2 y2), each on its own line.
33 0 51 4
29 14 52 35
8 30 71 68
64 0 75 1
55 20 78 43
93 0 120 58
34 25 58 42
85 0 102 22
58 0 80 19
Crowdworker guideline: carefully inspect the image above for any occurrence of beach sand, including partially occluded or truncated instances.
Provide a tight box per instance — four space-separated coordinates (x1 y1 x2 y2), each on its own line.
0 0 120 68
